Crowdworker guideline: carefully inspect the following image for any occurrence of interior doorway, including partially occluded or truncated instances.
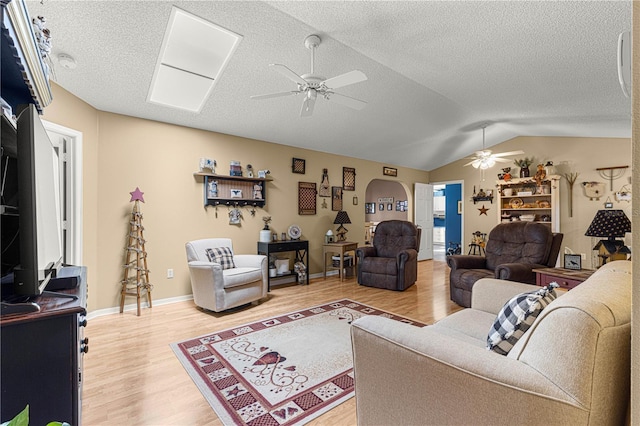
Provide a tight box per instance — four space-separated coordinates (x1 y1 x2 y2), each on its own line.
431 181 463 260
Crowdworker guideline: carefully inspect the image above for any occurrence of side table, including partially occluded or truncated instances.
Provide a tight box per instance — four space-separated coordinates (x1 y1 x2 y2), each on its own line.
257 240 309 291
323 241 358 282
533 267 596 290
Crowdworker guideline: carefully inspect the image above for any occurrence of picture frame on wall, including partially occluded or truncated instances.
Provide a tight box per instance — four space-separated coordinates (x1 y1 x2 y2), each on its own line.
383 167 397 177
365 203 375 214
332 186 343 211
379 203 384 211
292 158 306 174
387 203 393 211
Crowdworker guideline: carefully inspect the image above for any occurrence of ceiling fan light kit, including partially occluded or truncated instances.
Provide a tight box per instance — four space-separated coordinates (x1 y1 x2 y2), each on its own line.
251 34 368 117
464 125 524 170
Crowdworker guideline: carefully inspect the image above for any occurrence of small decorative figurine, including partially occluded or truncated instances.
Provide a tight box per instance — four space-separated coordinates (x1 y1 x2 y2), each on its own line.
534 164 546 186
207 180 218 198
253 183 263 199
199 158 216 173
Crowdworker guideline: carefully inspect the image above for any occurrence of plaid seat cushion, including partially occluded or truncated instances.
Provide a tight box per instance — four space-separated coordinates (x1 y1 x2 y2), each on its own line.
487 283 558 355
205 247 236 270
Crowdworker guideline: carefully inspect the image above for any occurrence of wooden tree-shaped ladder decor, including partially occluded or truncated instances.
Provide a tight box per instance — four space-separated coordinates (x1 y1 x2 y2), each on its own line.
120 187 152 316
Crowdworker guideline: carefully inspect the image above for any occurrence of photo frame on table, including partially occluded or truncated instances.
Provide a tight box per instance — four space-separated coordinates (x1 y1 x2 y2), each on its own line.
564 254 582 270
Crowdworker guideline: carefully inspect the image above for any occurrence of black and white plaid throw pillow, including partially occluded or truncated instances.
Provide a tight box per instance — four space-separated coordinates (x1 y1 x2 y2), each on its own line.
205 247 236 270
487 283 558 355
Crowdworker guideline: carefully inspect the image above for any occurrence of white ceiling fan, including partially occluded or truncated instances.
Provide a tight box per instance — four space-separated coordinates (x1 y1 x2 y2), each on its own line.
251 34 368 117
464 125 524 169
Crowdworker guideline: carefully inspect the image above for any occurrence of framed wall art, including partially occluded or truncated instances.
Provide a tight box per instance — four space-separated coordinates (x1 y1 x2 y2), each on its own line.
332 186 343 211
298 182 317 215
343 167 356 191
383 167 397 177
292 158 306 174
365 203 375 214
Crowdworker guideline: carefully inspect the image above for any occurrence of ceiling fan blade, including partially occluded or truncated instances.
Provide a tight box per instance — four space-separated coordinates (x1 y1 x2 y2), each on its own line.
250 90 299 100
493 157 512 163
300 90 317 117
270 64 307 86
492 150 525 157
463 159 478 167
327 92 367 110
322 70 367 89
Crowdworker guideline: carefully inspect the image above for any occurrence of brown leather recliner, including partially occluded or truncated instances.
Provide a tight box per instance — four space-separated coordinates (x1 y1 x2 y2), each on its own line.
447 221 563 308
355 220 420 291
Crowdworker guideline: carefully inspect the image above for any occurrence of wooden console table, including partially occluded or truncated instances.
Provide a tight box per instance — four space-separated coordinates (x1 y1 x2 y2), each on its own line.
533 267 595 290
257 240 309 290
323 241 358 282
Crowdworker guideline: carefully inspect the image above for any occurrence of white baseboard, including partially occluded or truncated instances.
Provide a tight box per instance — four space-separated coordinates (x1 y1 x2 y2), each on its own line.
87 271 344 320
87 294 194 320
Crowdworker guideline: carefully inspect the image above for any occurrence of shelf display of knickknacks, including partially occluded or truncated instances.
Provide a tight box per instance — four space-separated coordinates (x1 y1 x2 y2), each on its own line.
194 172 271 207
496 175 560 232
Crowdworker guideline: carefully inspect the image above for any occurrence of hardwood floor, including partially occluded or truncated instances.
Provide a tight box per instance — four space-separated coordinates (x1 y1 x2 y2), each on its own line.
82 256 460 425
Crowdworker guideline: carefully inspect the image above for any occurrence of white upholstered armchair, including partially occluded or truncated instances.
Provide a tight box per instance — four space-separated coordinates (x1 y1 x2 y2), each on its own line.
185 238 267 312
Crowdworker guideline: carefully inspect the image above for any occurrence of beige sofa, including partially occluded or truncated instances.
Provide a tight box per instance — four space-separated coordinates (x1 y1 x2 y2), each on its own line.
351 260 631 425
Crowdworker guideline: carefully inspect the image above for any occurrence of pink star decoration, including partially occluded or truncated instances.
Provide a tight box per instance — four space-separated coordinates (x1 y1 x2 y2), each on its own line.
129 187 145 202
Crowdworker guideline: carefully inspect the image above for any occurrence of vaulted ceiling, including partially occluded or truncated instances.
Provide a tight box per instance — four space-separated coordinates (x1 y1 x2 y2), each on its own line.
28 1 632 170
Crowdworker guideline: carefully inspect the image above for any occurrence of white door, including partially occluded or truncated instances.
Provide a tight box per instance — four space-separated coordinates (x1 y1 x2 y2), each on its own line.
44 121 83 266
414 183 434 260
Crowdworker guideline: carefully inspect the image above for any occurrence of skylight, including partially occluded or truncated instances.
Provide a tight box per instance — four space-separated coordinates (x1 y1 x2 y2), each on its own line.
147 6 242 113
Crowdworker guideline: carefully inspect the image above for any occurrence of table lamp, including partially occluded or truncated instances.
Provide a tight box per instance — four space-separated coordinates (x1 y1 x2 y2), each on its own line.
585 209 631 267
334 211 351 242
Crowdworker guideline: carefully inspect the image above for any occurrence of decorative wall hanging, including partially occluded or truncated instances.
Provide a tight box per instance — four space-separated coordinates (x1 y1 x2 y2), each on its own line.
604 197 614 209
383 167 397 177
597 165 628 191
478 204 489 215
229 207 242 224
342 167 356 191
332 186 343 211
319 168 331 197
563 172 579 217
614 184 632 202
582 181 605 201
298 182 317 215
292 158 306 174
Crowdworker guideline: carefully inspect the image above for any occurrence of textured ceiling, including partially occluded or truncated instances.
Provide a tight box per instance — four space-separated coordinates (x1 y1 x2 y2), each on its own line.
27 1 632 171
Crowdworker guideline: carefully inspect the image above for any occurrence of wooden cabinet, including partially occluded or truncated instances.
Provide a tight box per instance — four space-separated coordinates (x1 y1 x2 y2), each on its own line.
496 175 560 232
1 271 87 425
194 172 271 208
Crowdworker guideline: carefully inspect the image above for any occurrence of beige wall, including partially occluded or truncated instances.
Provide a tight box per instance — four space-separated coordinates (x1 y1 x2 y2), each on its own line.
43 83 429 312
430 136 632 269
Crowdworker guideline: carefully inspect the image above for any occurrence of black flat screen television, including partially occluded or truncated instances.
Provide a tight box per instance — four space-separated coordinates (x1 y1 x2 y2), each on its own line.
4 104 63 297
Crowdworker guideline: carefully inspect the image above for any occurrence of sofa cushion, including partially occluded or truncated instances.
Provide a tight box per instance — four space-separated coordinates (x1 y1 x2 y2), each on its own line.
205 247 236 269
487 283 558 355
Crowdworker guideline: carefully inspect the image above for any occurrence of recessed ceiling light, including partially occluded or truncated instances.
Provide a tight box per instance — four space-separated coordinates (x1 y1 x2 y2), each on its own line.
147 7 243 113
57 53 77 69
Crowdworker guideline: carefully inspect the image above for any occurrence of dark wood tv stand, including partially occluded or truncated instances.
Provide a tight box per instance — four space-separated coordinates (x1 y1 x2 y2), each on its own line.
0 268 88 425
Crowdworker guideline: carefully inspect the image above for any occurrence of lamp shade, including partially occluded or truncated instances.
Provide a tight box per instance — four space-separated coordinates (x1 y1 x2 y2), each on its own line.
334 210 351 225
585 210 631 239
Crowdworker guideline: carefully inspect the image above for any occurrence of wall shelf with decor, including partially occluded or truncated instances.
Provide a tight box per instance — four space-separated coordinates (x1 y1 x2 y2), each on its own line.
193 172 272 207
496 175 560 232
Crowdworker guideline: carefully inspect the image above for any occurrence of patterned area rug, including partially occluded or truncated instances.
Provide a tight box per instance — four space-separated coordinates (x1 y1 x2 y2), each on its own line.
171 299 426 425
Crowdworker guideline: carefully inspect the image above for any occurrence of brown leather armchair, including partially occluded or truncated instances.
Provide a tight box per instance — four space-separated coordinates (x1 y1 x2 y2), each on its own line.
355 220 420 291
447 221 563 307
